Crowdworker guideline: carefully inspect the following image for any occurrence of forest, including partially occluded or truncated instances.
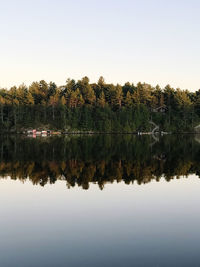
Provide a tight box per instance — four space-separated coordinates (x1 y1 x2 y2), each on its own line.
0 77 200 132
0 135 200 190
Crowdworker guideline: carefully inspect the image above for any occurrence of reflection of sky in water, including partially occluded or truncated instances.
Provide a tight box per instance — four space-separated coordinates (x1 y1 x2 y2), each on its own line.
0 175 200 266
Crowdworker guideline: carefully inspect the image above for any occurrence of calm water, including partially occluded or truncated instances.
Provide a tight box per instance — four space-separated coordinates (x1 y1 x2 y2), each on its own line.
0 135 200 267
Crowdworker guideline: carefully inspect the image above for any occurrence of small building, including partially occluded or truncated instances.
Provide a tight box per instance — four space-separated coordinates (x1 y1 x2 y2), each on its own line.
152 105 167 113
194 125 200 133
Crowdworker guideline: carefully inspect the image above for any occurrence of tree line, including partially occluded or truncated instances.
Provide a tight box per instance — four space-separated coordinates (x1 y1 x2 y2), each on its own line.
0 77 200 132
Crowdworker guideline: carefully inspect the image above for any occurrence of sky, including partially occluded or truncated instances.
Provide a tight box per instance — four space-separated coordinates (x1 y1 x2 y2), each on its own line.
0 0 200 91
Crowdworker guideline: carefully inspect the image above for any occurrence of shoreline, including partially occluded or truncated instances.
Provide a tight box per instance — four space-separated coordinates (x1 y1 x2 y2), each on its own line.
0 131 200 136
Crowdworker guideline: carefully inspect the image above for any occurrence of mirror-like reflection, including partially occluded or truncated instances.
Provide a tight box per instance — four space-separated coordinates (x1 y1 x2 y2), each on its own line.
1 134 200 267
0 134 200 189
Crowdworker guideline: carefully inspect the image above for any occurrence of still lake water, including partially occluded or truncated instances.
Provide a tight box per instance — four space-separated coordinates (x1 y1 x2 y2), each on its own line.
0 134 200 267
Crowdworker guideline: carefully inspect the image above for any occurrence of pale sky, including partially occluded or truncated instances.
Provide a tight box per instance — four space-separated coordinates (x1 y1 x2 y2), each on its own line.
0 0 200 90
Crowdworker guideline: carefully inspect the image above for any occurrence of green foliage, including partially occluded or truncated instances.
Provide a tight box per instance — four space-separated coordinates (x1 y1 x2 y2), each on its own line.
0 77 199 132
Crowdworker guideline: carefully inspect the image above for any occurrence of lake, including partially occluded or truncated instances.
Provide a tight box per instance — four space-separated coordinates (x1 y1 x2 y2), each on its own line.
0 134 200 267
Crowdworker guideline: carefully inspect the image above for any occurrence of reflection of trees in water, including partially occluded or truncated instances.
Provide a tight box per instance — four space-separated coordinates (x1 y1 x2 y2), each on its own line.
0 135 200 190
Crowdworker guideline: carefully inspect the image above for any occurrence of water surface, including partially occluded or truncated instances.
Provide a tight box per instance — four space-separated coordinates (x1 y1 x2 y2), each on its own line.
0 135 200 266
